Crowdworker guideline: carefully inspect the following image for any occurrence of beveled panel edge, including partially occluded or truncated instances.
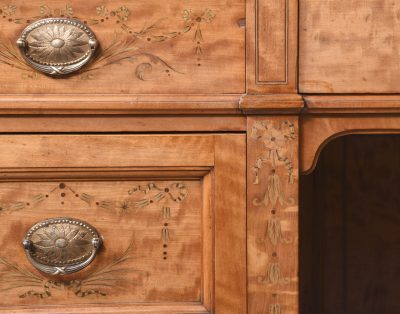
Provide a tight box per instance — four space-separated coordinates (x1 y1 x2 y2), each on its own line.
0 167 212 181
0 134 215 168
0 94 242 115
303 95 400 114
4 94 400 115
0 116 247 133
0 94 307 115
0 302 211 314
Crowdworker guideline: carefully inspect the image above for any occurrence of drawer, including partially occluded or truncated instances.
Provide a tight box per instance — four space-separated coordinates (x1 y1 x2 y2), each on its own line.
0 0 245 95
0 134 246 313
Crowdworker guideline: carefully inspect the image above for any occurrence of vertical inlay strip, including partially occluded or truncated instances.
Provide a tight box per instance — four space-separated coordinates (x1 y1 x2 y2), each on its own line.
247 116 299 313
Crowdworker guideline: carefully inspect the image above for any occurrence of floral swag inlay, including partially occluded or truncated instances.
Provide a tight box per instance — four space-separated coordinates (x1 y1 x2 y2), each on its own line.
0 4 216 80
0 181 187 298
251 120 296 207
251 120 296 293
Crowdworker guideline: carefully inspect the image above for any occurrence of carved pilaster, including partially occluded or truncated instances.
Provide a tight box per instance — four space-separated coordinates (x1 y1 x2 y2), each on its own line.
247 116 299 313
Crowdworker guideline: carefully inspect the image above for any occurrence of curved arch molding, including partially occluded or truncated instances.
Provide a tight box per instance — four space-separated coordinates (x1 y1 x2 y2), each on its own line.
300 115 400 175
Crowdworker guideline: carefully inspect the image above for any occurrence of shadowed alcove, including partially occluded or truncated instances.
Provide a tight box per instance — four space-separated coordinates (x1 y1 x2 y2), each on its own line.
300 134 400 314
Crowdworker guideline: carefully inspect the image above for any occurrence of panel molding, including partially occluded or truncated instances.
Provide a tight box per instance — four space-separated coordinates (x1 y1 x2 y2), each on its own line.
247 0 298 93
0 177 206 310
0 303 211 314
0 167 212 181
0 135 215 168
214 135 247 313
0 134 246 313
0 94 243 115
255 0 289 85
304 95 400 114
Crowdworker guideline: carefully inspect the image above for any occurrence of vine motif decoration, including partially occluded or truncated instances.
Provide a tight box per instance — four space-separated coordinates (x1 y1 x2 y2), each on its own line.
0 237 147 298
0 4 216 80
0 182 187 214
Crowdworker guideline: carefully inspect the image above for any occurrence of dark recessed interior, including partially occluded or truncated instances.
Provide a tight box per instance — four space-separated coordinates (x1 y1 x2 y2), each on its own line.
300 135 400 314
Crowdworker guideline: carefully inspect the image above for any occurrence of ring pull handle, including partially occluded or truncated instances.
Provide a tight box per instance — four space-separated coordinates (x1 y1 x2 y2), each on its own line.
16 18 98 76
22 218 102 275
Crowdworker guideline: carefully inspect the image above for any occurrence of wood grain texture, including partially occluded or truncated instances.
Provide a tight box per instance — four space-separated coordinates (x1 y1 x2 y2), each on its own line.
247 116 298 314
300 115 400 174
0 168 212 181
257 0 287 83
301 135 400 314
247 0 298 93
0 135 215 168
0 0 245 95
214 135 246 314
240 94 304 114
0 94 243 115
0 180 203 306
201 173 214 311
0 134 247 312
299 0 400 93
304 95 400 114
0 116 246 132
0 303 210 314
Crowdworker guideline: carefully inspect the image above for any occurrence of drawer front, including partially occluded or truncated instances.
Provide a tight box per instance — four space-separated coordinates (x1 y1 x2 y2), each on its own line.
0 135 246 313
0 180 202 303
0 0 245 95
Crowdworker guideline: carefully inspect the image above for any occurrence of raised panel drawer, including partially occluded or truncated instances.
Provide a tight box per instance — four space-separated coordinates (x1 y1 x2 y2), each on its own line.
0 134 246 313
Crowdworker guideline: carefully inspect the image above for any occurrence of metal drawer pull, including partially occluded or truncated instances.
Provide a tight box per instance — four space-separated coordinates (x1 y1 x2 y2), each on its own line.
22 218 102 275
16 18 98 76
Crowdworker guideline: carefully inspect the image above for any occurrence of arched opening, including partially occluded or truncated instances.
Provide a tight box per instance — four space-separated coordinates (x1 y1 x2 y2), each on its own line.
300 134 400 314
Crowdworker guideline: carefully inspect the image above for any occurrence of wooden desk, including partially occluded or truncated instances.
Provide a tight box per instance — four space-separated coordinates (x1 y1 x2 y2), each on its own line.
0 0 397 313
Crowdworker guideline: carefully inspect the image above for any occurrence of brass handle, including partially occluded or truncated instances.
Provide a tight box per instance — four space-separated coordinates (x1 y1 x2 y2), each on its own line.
16 18 98 76
22 218 102 275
